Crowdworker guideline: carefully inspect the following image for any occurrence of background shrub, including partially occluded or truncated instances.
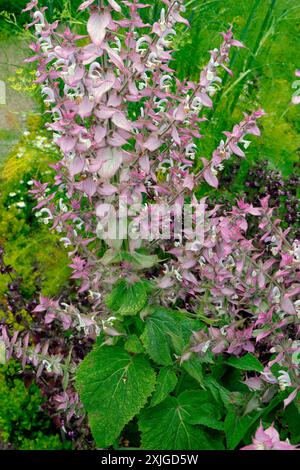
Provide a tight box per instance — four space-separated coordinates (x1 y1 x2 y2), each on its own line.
0 360 69 449
0 116 70 298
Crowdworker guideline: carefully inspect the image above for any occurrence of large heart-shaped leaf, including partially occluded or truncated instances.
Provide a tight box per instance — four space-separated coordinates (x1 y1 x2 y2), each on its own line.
178 390 224 431
150 367 178 407
140 308 183 366
182 354 204 387
226 353 263 373
105 279 148 316
139 392 224 450
141 308 202 366
224 410 261 449
76 345 156 448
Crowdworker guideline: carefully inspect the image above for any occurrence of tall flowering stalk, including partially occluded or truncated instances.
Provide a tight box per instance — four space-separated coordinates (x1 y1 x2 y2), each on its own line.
22 0 258 287
0 0 299 448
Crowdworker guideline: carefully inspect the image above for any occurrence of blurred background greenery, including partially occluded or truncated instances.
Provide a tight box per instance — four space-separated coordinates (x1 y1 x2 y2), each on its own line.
172 0 300 183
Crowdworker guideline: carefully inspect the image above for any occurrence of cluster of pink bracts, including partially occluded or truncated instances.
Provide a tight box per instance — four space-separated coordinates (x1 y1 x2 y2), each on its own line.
241 422 298 450
0 0 299 448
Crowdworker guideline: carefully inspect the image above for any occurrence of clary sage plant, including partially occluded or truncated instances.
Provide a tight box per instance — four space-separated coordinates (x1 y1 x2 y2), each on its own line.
0 0 299 450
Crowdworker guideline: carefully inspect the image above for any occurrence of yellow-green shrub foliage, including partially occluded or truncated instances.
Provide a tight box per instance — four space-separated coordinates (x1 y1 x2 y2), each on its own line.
0 117 71 298
0 306 32 332
0 229 71 298
0 361 69 449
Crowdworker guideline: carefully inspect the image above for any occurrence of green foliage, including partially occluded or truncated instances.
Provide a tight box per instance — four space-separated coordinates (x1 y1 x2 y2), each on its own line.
0 121 71 298
105 279 149 316
140 307 190 366
0 307 32 332
0 0 26 13
76 300 296 449
139 394 222 450
173 390 224 431
0 229 71 298
150 367 178 407
0 0 83 31
1 123 56 188
124 335 144 354
19 432 71 450
76 345 156 448
224 409 261 450
0 361 66 449
181 354 205 387
226 353 264 372
281 402 300 444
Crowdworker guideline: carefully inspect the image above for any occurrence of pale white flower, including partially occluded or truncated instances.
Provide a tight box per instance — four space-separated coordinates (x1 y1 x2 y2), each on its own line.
185 143 197 160
291 241 300 262
173 269 183 282
0 340 6 365
39 208 53 225
261 371 278 384
278 370 292 391
146 52 161 69
136 37 150 54
271 286 281 304
211 166 218 176
59 198 68 213
160 75 173 90
241 139 251 149
199 256 206 267
294 299 300 320
202 340 211 353
60 237 72 248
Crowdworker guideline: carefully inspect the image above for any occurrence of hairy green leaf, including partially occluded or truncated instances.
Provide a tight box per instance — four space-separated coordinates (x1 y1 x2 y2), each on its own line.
226 353 264 372
224 409 261 449
124 335 144 354
76 345 156 448
179 390 224 431
131 251 160 269
150 367 178 407
139 394 222 450
182 354 204 387
140 308 183 365
105 279 148 316
205 376 232 410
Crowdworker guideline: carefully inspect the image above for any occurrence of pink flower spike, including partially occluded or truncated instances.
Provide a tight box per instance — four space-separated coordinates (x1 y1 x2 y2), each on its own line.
230 39 245 48
107 0 122 12
87 11 111 47
78 0 96 11
22 1 38 13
